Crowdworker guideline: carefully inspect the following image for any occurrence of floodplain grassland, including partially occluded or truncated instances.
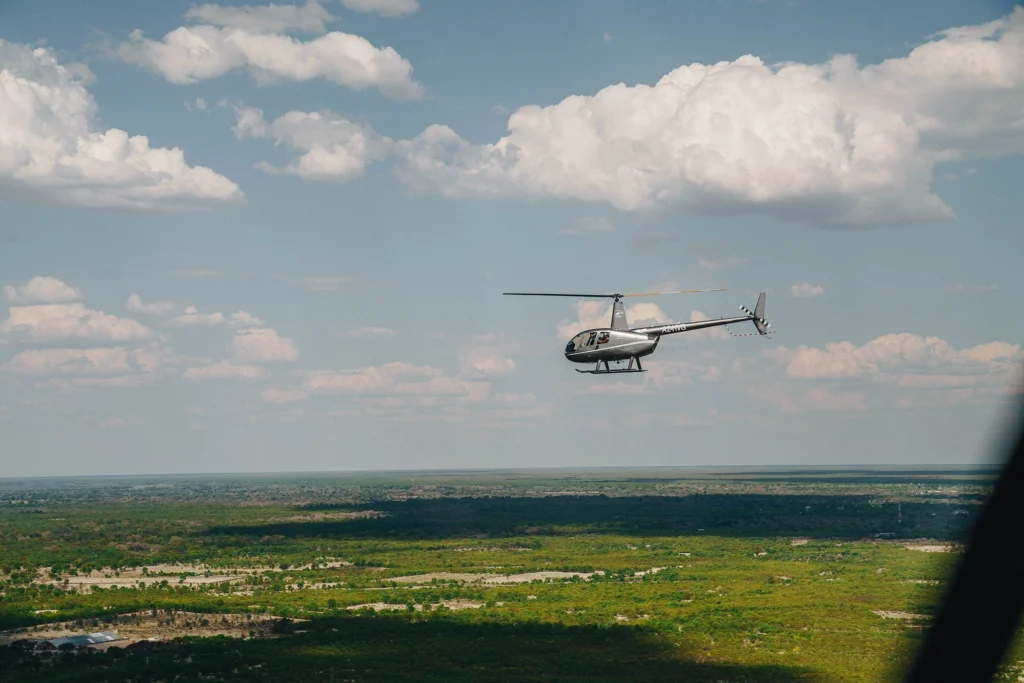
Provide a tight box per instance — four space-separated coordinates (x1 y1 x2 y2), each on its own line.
0 467 1018 682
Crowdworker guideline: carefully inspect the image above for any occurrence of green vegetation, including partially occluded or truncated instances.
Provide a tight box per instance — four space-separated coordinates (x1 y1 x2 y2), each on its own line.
0 467 1016 681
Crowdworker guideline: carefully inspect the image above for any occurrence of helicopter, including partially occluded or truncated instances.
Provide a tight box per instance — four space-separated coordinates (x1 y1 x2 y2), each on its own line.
503 289 771 374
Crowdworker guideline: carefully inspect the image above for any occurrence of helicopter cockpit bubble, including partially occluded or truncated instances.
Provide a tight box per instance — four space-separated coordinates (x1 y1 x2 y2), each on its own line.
566 332 588 353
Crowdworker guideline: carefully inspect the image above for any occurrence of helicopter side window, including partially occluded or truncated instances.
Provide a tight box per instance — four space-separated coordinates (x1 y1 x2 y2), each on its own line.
597 332 609 344
586 332 597 346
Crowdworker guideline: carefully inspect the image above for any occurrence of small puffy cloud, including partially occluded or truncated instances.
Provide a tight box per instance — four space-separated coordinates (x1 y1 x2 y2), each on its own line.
1 303 157 345
183 360 268 381
127 293 176 315
789 283 825 299
458 333 517 378
344 326 396 338
229 311 265 328
231 105 391 180
561 216 613 236
4 277 81 304
117 19 423 100
262 387 308 403
184 0 336 34
167 306 225 327
459 347 515 377
340 0 418 17
231 327 299 363
0 40 241 209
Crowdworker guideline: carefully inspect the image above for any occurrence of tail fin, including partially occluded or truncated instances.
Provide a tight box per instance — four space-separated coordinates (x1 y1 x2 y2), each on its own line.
739 292 771 336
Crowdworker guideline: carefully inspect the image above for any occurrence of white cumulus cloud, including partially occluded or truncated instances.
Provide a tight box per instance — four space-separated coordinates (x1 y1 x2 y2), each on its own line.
769 333 1022 381
7 346 162 376
127 293 176 315
117 16 423 100
231 105 392 179
167 306 225 327
459 346 515 378
5 277 81 304
0 40 242 209
231 327 299 363
229 311 265 328
1 303 157 345
239 9 1024 226
789 283 825 298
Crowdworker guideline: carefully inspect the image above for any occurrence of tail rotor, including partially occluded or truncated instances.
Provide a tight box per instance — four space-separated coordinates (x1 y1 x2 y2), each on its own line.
739 292 772 336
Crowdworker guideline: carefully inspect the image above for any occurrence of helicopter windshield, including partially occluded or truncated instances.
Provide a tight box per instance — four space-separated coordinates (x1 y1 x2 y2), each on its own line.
568 332 588 351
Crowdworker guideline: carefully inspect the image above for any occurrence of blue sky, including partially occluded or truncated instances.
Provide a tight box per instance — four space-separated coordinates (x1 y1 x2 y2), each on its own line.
1 0 1022 477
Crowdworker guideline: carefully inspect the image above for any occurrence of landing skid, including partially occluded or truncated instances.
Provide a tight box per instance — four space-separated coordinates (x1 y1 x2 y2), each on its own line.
577 358 644 374
576 367 646 374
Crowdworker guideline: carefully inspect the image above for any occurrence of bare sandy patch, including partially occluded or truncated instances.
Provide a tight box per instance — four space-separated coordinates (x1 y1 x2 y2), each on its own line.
0 611 284 647
43 574 246 593
905 545 952 553
483 571 595 584
873 610 931 620
633 567 665 577
386 570 596 585
36 559 357 593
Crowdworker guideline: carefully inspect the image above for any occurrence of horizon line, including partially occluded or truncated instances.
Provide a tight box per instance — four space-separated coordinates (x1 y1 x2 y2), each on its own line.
0 462 1002 483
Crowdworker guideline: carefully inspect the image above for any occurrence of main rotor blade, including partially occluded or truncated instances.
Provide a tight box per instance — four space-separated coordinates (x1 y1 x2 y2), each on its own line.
502 292 619 298
620 288 727 297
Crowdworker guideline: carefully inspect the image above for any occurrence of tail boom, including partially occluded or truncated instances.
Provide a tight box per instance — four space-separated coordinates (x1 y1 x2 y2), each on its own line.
633 292 771 337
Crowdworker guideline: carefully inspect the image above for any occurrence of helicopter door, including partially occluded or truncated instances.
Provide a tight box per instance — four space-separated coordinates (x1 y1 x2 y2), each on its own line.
586 332 597 346
597 331 610 345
